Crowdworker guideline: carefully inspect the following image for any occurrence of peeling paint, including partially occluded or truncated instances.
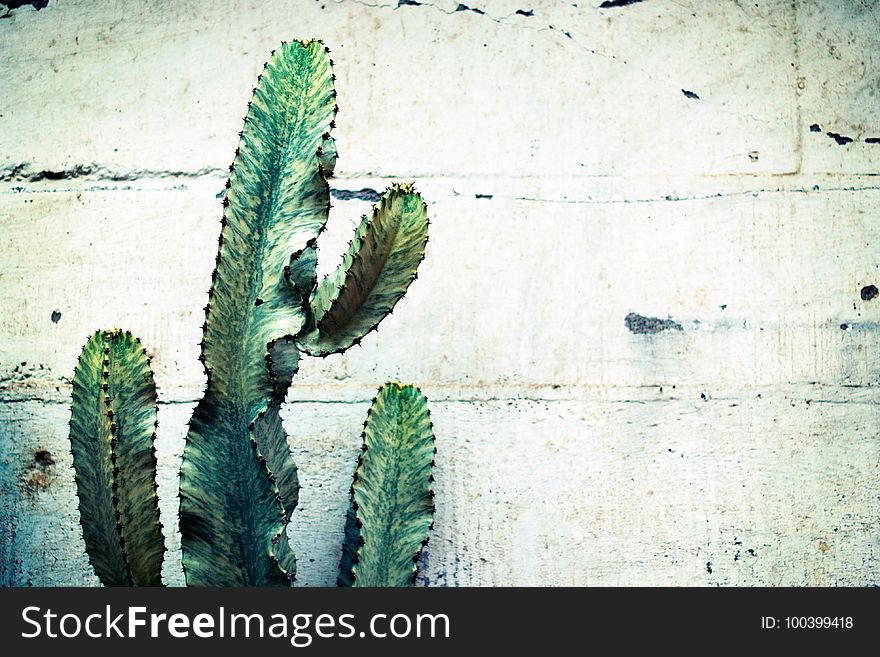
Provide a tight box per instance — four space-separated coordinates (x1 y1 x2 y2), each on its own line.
827 132 854 146
624 312 683 334
0 1 50 13
455 3 484 15
0 163 224 183
599 0 645 8
331 187 382 202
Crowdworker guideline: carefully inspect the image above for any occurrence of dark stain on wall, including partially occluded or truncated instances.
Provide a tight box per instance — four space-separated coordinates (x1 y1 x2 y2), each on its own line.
0 1 49 11
827 132 854 146
19 449 56 497
455 3 485 15
331 188 382 202
0 163 94 182
34 450 55 468
625 312 683 334
600 0 645 8
860 284 878 301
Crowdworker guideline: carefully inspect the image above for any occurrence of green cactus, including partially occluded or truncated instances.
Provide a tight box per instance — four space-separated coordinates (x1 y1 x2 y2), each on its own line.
66 40 431 588
68 329 164 586
178 40 429 586
338 382 435 587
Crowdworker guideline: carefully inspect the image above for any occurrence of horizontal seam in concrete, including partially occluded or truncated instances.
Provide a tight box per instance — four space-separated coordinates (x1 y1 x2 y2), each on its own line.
4 170 880 182
511 185 880 205
0 164 227 183
1 395 874 406
3 179 880 204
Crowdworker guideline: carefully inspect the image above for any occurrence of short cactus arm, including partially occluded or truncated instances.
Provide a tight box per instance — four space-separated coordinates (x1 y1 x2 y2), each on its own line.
69 330 164 586
179 40 335 586
298 185 429 356
338 382 435 587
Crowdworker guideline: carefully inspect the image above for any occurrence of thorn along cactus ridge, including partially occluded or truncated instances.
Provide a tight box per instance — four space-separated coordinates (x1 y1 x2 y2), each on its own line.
67 40 430 588
68 330 164 587
338 383 435 587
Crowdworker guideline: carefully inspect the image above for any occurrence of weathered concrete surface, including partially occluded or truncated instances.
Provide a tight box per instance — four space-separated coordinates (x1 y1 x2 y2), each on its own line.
1 0 878 586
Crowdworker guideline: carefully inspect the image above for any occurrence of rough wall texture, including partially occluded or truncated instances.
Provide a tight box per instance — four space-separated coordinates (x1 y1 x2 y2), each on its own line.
0 0 877 586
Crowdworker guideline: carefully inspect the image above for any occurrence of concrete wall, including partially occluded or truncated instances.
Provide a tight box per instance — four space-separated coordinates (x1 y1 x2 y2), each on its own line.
1 0 877 586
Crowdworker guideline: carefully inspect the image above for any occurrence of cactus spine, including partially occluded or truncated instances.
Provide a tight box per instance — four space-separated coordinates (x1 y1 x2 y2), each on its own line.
338 382 435 587
69 329 164 586
178 40 428 586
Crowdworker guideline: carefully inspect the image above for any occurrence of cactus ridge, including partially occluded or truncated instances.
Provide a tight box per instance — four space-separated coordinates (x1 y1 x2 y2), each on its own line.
69 329 164 586
338 382 435 587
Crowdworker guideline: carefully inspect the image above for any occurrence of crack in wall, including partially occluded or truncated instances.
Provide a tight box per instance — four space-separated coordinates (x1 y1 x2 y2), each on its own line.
4 168 879 204
324 0 805 120
2 388 874 406
330 0 627 63
0 163 226 183
791 0 804 176
510 184 880 206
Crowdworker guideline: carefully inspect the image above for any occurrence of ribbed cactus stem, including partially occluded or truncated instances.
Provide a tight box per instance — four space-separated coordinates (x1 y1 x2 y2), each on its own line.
338 382 436 587
178 40 335 586
69 329 164 586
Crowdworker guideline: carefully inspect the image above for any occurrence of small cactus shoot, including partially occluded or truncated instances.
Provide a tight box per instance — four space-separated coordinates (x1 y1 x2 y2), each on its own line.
69 329 164 586
338 383 436 587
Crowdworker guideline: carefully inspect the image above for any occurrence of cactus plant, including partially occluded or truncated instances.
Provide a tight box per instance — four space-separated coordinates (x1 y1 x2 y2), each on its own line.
338 382 435 587
67 39 431 587
177 40 428 586
68 329 164 586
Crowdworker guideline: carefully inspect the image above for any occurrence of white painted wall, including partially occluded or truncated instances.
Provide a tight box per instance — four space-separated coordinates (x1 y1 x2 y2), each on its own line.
1 0 877 586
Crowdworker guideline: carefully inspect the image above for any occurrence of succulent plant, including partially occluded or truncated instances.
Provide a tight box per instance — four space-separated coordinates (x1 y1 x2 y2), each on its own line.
178 40 428 586
68 329 164 586
338 382 435 587
67 40 432 587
